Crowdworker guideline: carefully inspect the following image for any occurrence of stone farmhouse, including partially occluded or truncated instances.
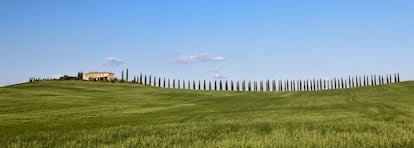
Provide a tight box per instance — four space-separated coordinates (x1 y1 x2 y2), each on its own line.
83 72 115 81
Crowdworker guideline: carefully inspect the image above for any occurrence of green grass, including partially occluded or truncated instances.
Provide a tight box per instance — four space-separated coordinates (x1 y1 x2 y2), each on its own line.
0 80 414 147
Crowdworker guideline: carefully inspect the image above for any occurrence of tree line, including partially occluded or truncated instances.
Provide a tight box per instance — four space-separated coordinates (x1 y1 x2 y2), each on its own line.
128 73 401 92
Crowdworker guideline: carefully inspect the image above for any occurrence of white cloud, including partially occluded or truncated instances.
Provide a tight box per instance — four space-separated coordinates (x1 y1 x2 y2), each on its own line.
211 70 226 79
105 57 124 66
176 53 224 64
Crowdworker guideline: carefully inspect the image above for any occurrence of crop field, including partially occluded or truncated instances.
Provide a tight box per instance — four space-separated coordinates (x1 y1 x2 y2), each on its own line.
0 80 413 147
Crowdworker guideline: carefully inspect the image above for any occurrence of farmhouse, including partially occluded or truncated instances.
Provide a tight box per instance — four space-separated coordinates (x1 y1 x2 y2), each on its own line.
83 72 115 81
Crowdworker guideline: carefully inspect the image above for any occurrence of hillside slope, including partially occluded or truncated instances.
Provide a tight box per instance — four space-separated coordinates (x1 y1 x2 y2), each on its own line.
0 81 413 147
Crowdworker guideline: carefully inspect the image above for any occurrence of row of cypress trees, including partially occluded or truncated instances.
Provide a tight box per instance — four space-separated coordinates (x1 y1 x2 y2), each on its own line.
132 73 400 92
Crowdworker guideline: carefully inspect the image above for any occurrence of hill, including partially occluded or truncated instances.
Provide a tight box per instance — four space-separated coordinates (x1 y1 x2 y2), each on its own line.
0 80 413 147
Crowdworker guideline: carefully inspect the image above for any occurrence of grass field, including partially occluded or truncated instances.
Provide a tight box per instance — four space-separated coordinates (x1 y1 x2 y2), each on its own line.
0 80 413 147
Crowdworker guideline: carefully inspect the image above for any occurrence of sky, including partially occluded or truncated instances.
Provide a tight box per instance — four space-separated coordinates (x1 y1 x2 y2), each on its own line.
0 0 413 86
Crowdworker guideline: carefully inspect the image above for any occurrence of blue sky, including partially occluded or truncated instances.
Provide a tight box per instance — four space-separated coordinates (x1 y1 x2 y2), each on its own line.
0 0 413 86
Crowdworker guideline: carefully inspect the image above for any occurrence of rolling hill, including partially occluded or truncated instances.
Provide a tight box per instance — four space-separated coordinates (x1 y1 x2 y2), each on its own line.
0 80 413 147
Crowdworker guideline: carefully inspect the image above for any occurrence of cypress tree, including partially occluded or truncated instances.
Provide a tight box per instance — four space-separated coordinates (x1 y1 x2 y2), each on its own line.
193 80 196 90
149 75 152 86
126 68 128 83
397 73 400 83
394 73 398 83
204 80 206 90
370 75 373 86
168 78 170 88
139 73 142 84
144 75 147 86
158 78 161 87
311 79 314 91
121 70 124 81
354 76 357 87
386 74 390 84
284 80 287 92
198 80 201 90
209 81 212 91
266 80 269 92
154 76 156 87
362 75 366 86
248 81 252 92
183 80 186 89
272 80 276 92
173 79 176 89
214 80 217 91
225 80 228 91
236 81 240 91
231 80 234 91
218 80 221 91
163 78 166 88
292 80 295 91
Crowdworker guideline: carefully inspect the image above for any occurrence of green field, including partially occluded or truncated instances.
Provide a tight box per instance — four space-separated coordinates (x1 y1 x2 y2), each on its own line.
0 80 413 147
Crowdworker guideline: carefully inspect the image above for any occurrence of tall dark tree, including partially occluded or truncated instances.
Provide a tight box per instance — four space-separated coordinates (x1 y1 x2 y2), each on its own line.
285 80 288 92
248 81 252 92
163 78 166 88
397 73 400 83
173 79 176 89
139 73 143 84
149 75 152 86
158 78 161 87
154 76 156 87
144 75 147 86
219 80 222 91
193 80 196 90
225 80 228 91
214 80 217 91
126 68 128 83
121 70 124 81
394 73 398 83
198 80 201 90
236 81 240 91
272 80 276 92
209 81 212 91
167 78 170 88
230 80 234 91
